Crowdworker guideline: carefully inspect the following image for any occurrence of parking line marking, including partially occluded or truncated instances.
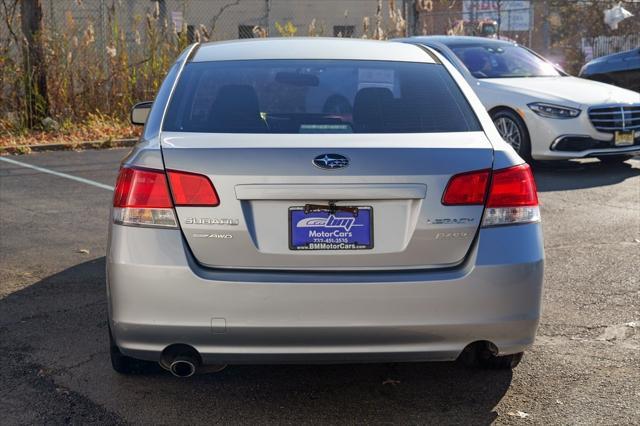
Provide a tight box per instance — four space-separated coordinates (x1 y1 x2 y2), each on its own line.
0 156 114 191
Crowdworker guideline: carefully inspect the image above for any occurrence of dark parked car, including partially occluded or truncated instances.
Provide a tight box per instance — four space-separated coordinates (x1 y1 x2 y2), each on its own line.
580 48 640 93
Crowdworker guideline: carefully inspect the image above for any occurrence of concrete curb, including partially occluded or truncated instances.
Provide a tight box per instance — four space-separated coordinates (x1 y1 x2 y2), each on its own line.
0 138 138 155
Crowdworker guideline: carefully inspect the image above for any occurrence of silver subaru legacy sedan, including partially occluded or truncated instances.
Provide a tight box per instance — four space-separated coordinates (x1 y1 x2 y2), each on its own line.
107 38 544 377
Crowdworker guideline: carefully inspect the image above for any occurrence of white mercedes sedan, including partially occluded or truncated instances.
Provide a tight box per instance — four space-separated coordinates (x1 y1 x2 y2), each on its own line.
400 36 640 163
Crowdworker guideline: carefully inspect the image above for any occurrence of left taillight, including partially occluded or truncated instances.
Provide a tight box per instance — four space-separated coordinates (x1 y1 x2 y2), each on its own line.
167 170 219 206
113 167 178 228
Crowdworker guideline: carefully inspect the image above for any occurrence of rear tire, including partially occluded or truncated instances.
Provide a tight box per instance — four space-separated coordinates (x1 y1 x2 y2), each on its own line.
491 108 532 163
597 155 632 164
109 327 152 375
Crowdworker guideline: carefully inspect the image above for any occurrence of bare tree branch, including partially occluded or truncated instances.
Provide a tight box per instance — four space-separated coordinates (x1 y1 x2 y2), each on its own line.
209 0 241 35
1 0 21 45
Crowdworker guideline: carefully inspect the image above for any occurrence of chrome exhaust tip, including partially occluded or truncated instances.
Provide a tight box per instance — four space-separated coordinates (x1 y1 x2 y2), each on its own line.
169 357 197 378
160 344 201 378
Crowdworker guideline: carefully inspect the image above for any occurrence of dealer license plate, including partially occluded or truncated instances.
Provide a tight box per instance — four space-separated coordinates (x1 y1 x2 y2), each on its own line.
289 207 373 250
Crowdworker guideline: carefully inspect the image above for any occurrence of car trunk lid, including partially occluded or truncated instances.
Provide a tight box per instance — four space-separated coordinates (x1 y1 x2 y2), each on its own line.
161 132 493 270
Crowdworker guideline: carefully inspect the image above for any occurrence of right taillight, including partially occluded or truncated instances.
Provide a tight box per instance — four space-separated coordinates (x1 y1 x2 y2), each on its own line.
482 164 540 227
113 167 178 228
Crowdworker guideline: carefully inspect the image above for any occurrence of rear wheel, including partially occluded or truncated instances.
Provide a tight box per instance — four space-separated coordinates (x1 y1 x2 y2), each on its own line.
597 155 632 164
491 109 532 162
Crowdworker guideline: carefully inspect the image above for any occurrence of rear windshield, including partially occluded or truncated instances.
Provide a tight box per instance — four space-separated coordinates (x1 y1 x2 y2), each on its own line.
163 59 481 134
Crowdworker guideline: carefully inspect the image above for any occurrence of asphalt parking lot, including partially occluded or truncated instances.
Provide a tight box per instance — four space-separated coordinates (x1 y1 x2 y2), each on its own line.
1 148 638 424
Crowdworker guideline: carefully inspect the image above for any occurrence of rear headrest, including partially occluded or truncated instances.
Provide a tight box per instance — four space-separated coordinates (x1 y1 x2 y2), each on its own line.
208 84 267 132
352 87 394 133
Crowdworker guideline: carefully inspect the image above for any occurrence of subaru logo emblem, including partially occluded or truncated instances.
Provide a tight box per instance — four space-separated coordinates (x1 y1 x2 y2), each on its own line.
312 154 349 170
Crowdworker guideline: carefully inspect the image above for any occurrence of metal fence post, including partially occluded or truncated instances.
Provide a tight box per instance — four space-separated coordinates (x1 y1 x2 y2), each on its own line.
265 0 271 35
98 0 109 111
158 0 167 31
402 0 409 37
20 0 49 126
528 3 534 48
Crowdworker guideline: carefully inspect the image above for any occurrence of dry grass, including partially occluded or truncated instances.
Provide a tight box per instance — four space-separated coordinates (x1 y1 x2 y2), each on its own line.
0 0 402 147
0 114 140 149
1 0 188 146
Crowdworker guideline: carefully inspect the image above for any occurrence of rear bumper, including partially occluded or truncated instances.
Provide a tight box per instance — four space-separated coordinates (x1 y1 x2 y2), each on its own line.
107 223 544 364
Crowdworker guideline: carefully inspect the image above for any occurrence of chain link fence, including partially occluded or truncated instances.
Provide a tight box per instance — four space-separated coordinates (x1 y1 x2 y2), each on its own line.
2 0 411 128
37 1 540 50
1 0 639 132
41 0 408 46
3 0 537 67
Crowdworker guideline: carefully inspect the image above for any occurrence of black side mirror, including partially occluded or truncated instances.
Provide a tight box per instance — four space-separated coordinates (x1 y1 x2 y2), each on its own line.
131 101 153 125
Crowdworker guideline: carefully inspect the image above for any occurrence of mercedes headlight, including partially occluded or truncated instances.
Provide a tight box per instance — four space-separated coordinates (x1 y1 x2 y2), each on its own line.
528 102 581 119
